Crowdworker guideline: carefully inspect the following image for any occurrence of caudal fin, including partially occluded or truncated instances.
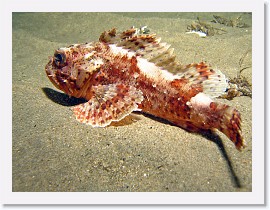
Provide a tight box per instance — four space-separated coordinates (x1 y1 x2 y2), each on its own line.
187 94 246 151
209 102 246 150
219 105 246 150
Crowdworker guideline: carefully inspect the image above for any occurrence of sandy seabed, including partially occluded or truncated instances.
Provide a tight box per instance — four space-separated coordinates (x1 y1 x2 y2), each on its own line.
12 12 252 192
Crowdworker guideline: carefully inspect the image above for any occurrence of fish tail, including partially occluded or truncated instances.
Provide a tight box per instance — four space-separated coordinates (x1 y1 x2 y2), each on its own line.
210 102 246 151
187 93 246 150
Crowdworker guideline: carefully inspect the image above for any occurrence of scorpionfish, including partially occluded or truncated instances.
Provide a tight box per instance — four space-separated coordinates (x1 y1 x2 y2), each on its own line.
45 27 246 150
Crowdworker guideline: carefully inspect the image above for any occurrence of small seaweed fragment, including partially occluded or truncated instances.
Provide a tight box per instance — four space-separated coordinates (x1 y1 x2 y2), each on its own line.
132 25 150 35
225 76 252 99
221 49 252 100
187 17 227 36
239 49 252 73
211 15 249 28
222 75 252 100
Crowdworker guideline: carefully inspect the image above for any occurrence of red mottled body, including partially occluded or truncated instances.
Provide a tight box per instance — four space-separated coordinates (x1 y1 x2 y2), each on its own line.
45 27 245 150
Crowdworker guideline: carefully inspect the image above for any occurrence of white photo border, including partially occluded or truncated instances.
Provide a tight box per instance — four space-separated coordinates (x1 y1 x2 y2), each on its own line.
1 0 265 205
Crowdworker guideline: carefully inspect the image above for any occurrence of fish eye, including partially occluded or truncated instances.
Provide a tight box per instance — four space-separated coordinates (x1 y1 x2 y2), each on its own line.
54 51 66 67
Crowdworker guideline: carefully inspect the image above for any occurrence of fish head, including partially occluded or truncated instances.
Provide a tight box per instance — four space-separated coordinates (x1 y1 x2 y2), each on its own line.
45 43 103 98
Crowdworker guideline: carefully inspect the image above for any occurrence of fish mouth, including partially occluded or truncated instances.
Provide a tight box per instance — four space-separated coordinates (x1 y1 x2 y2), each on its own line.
45 57 75 96
45 57 62 90
45 57 53 75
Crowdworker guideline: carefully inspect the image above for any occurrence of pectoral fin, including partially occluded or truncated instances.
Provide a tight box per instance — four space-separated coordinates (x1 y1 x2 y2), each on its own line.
73 84 144 127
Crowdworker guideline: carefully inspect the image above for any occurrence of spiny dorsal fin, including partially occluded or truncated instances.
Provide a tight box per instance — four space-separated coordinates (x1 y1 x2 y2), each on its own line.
99 27 183 73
